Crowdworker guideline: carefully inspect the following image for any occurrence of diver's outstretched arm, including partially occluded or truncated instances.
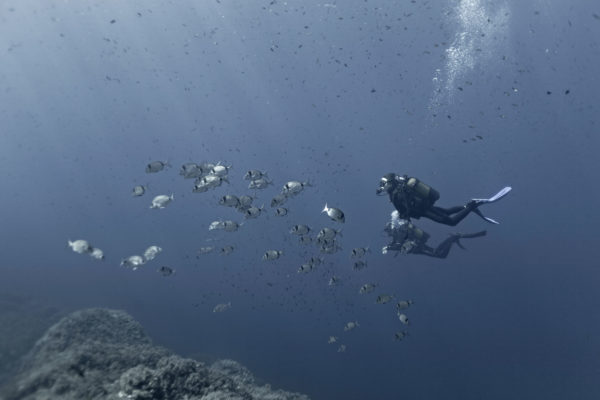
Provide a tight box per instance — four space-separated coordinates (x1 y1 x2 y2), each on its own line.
384 242 404 252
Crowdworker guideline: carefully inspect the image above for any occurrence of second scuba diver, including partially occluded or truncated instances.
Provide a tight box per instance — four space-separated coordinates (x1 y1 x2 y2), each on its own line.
382 211 486 259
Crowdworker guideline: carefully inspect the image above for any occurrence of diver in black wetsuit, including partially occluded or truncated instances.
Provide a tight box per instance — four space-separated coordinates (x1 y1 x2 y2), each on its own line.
382 213 486 259
376 173 511 226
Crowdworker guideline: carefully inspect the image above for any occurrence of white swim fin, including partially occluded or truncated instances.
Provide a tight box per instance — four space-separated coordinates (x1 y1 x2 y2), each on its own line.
469 186 511 224
471 186 512 205
473 208 500 224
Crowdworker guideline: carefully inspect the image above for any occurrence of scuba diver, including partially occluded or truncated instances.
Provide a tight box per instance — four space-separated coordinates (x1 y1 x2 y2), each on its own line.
376 173 511 226
382 211 486 259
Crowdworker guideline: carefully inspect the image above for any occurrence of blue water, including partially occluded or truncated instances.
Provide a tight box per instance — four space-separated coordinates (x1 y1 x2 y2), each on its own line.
1 0 599 399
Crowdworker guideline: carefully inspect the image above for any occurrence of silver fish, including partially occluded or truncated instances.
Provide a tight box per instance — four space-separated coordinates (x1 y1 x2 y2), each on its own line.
143 245 162 261
297 263 314 273
248 178 272 189
238 195 255 209
394 331 408 341
132 185 146 197
282 181 311 196
353 260 368 270
376 294 394 304
316 227 342 241
223 220 242 232
150 194 174 209
121 255 145 270
322 203 345 223
320 242 342 254
396 300 414 310
343 321 359 332
290 224 311 235
309 256 323 266
145 160 170 173
270 193 288 208
398 313 409 325
200 173 229 188
89 247 105 260
211 163 231 177
275 207 288 217
158 266 175 276
351 247 370 258
337 344 347 353
68 239 92 254
328 275 339 286
220 246 234 255
298 235 313 245
219 194 240 208
180 163 202 179
209 221 225 231
244 169 268 180
328 336 338 344
244 205 264 219
316 237 337 247
359 283 377 294
263 250 283 261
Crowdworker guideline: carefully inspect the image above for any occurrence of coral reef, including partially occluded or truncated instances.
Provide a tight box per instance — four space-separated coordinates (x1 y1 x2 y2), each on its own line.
1 308 309 400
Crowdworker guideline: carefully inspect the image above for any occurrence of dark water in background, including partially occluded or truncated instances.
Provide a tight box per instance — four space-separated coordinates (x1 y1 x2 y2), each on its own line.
1 0 599 398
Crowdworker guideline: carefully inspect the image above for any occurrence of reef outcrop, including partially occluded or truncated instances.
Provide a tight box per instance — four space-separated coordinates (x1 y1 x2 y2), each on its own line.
2 308 309 400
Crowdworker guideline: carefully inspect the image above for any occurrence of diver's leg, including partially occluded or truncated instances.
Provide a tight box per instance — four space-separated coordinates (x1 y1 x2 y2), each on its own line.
416 245 438 258
432 231 487 258
435 206 465 215
431 236 461 258
424 203 478 226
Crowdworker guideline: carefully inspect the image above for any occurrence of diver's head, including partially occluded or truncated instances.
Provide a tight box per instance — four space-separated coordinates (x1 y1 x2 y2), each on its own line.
376 173 402 195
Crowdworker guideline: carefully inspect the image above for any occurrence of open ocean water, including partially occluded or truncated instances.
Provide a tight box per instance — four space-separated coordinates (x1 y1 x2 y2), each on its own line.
1 0 599 399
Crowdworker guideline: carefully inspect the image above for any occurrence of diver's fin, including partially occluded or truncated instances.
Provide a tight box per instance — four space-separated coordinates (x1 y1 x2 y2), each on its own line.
456 239 466 250
471 186 512 205
473 208 500 224
459 230 487 239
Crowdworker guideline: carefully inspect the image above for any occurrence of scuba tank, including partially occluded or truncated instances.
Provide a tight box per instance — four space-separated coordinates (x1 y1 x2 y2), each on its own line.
407 222 430 244
406 177 440 204
391 175 440 218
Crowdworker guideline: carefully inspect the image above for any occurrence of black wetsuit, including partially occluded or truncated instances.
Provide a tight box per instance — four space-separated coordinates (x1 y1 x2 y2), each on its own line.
389 178 478 226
